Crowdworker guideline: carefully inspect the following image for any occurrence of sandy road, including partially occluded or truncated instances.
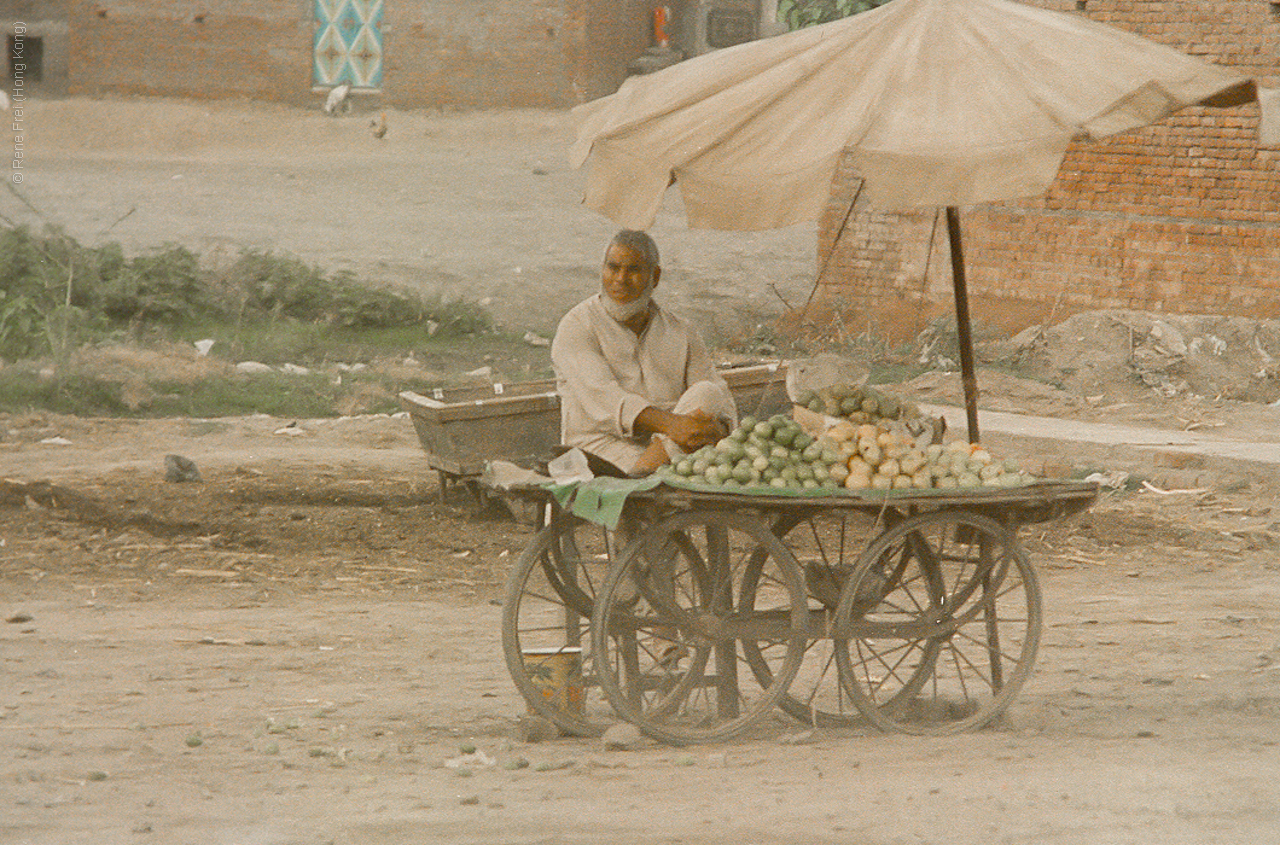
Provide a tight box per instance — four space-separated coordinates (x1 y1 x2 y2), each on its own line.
14 97 818 340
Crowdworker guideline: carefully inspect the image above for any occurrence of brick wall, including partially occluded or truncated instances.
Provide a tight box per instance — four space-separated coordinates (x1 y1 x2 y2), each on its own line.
62 0 653 108
817 0 1280 342
386 0 575 107
67 1 314 103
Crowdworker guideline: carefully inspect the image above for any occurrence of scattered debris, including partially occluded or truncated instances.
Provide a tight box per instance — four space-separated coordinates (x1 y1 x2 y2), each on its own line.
1084 470 1130 489
445 749 496 769
513 716 559 744
601 723 645 752
1141 481 1209 496
164 454 202 484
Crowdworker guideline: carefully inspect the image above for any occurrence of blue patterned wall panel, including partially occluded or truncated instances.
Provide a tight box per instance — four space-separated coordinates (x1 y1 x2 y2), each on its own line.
313 0 384 88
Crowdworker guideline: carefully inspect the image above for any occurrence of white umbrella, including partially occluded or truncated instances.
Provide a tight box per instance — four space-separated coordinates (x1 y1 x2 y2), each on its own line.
570 0 1277 438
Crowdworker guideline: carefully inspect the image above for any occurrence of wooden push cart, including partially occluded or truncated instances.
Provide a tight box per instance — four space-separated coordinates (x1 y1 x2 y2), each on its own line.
497 479 1097 745
400 368 1099 745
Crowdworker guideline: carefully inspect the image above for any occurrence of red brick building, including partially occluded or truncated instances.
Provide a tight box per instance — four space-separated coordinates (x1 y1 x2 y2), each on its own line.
29 0 730 108
817 0 1280 341
16 0 769 107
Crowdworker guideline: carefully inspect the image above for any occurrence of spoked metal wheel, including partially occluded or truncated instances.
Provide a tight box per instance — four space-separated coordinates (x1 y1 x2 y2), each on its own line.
592 510 808 745
834 510 1042 735
501 513 619 737
741 507 896 727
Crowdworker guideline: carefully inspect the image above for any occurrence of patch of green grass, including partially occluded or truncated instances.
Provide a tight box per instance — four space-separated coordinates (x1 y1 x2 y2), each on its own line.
0 224 513 418
146 373 342 419
0 225 493 364
0 371 133 416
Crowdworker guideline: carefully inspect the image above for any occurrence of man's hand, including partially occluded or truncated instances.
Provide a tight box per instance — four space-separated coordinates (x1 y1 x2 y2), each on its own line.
635 406 728 454
667 409 729 453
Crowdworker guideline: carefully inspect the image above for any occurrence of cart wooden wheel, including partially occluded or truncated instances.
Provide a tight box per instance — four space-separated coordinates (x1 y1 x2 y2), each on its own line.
833 510 1042 735
591 510 808 745
740 507 900 727
501 512 620 737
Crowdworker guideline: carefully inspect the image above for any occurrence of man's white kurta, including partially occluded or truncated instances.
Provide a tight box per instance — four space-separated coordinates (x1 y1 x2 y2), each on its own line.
551 294 734 473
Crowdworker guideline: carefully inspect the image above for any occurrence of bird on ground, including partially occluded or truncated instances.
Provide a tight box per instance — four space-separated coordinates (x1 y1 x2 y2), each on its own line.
370 112 388 139
323 82 351 116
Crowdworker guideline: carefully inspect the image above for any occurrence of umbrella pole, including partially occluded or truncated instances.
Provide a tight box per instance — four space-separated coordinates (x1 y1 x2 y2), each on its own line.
945 206 981 443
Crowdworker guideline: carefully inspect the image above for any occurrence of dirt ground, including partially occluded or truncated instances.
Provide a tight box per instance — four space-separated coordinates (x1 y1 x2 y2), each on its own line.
4 407 1280 845
5 97 1280 844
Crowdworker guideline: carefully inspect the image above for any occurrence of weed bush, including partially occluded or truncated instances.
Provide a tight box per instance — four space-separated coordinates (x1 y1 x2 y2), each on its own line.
0 226 491 363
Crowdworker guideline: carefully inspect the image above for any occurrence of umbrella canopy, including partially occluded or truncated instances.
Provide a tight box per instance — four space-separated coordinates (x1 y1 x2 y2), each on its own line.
571 0 1274 230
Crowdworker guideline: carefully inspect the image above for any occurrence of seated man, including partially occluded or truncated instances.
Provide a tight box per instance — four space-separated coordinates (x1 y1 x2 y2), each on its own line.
551 229 736 476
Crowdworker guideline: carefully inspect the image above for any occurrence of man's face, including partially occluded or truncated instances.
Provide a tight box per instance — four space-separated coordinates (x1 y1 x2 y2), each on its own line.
601 244 658 304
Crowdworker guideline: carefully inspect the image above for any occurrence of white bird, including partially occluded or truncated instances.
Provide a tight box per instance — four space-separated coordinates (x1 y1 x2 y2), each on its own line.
323 82 351 116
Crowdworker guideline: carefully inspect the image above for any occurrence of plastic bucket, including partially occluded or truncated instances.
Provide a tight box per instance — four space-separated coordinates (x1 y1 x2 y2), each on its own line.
521 646 584 716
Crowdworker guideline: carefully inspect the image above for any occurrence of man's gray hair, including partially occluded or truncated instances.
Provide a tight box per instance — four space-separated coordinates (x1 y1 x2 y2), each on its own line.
607 229 660 271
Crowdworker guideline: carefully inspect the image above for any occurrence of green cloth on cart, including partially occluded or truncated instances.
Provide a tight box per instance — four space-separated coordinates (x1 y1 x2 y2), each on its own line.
547 475 664 530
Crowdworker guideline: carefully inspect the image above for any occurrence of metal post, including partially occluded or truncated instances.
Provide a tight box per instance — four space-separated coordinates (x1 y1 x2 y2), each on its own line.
945 206 980 444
